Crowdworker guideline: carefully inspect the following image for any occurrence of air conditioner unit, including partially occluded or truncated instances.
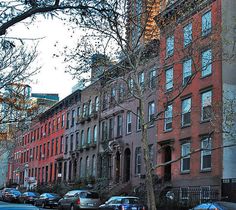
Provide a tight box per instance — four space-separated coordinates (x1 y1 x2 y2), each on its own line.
41 154 45 158
30 155 33 159
32 137 35 141
43 132 46 137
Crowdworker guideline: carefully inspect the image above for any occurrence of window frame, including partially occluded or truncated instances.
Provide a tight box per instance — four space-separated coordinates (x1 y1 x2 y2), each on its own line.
181 142 191 172
201 48 212 77
202 10 212 36
165 67 173 91
126 111 132 134
166 35 174 57
201 137 212 171
181 97 191 127
201 90 212 121
164 104 173 131
183 23 192 47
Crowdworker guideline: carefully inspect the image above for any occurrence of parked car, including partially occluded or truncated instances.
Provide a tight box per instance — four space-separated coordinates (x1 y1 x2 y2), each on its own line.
0 204 40 210
191 201 236 210
34 193 61 208
19 192 40 204
99 196 147 210
3 189 21 203
58 190 101 210
0 190 3 201
2 188 16 201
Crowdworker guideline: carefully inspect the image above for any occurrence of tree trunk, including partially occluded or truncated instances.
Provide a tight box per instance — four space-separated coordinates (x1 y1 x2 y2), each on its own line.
140 99 156 210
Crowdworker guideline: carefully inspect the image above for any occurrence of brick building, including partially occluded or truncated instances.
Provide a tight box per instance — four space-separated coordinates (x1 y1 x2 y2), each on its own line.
154 0 236 203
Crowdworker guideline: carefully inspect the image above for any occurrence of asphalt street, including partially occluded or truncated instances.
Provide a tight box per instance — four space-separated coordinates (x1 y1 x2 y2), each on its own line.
0 201 58 209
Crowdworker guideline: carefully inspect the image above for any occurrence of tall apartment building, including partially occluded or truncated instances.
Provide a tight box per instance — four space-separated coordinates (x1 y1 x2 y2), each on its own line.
154 0 236 203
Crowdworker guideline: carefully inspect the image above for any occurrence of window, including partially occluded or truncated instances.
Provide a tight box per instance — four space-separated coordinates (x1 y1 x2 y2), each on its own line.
164 104 173 131
93 125 98 143
182 98 191 126
148 102 155 126
102 93 108 110
101 121 107 141
60 136 63 154
76 132 79 147
66 112 70 129
61 114 64 128
79 158 83 178
117 115 123 137
95 96 99 112
81 130 85 146
71 110 75 127
166 35 174 57
87 128 91 144
202 10 212 36
128 78 134 94
165 67 173 91
51 139 54 156
88 100 92 115
136 108 141 131
135 147 141 174
110 87 116 104
70 135 73 151
181 142 190 172
201 137 212 170
138 72 144 89
201 90 212 121
118 83 125 102
77 107 81 118
55 138 58 155
108 118 114 139
82 104 87 118
149 69 156 89
183 23 192 46
65 137 68 153
183 59 192 85
202 49 212 77
126 111 132 134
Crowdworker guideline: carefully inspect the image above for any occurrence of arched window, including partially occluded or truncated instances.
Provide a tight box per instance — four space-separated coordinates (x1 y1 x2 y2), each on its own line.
93 125 97 143
81 130 84 146
87 128 91 144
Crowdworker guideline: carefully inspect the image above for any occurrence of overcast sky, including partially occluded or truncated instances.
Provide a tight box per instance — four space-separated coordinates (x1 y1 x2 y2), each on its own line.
9 17 80 100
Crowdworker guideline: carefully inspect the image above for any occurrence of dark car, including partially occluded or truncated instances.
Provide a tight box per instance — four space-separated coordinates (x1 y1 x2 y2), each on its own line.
99 196 147 210
58 190 101 210
0 204 40 210
34 193 61 208
191 201 236 210
19 192 40 204
3 189 21 203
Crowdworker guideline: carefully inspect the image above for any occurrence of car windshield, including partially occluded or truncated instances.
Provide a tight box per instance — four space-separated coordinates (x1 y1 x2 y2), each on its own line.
10 190 21 195
218 202 236 210
80 192 99 199
65 191 80 197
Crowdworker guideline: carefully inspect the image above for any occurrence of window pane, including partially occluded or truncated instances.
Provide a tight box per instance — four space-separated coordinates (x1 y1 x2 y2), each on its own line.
202 11 212 36
166 35 174 56
201 91 212 121
166 68 173 91
183 59 192 85
184 23 192 46
201 138 212 170
202 49 212 77
165 104 172 130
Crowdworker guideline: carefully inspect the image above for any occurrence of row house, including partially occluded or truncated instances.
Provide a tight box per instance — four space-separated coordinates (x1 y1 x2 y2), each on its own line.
155 0 236 202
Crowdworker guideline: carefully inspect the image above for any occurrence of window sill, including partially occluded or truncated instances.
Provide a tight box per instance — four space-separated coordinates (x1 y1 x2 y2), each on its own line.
200 168 211 173
126 132 132 136
180 171 190 175
165 88 173 93
201 30 212 38
148 124 155 129
164 128 173 133
200 119 211 124
181 124 191 129
200 73 212 79
165 54 174 60
136 129 141 133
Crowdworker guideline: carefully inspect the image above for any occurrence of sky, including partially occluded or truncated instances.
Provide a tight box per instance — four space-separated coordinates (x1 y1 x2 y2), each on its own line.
9 17 80 100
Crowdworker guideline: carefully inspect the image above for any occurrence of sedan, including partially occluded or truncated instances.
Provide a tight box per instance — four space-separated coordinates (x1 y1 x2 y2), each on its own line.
99 196 147 210
19 192 40 204
191 201 236 210
34 193 61 208
3 189 21 203
58 190 101 210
